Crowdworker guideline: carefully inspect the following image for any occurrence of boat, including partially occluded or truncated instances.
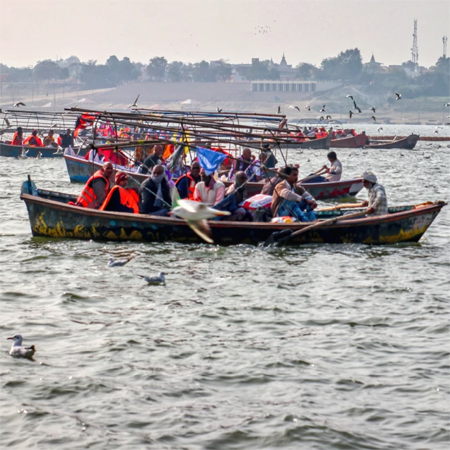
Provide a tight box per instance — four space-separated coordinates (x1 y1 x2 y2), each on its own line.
331 133 369 148
20 178 445 246
277 131 332 150
0 141 89 158
63 154 364 200
366 134 420 150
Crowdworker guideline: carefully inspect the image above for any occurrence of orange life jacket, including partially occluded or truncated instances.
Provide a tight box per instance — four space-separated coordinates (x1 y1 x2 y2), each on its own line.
23 135 43 147
175 172 198 200
99 186 139 213
11 132 23 146
76 170 110 209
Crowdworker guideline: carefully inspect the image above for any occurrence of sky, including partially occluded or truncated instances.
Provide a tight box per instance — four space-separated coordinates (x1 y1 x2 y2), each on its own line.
0 0 448 69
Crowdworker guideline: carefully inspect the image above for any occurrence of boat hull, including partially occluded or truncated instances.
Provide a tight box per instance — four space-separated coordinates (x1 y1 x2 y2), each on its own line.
20 184 446 246
331 134 369 148
0 142 89 158
366 134 420 150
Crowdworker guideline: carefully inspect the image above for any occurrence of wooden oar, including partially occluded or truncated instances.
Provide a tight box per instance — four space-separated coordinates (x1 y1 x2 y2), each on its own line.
316 202 366 212
264 209 369 247
297 167 327 184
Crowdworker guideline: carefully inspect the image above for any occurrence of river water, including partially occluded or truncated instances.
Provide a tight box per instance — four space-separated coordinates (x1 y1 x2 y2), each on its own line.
1 124 449 449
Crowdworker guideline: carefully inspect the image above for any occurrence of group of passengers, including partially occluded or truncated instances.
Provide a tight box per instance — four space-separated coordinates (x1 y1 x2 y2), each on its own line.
11 127 74 150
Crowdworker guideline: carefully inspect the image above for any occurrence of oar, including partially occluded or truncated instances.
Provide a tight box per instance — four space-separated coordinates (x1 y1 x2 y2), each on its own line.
316 202 366 212
263 209 369 247
297 167 327 184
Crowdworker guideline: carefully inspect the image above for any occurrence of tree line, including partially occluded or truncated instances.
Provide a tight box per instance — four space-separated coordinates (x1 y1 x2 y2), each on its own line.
0 49 448 98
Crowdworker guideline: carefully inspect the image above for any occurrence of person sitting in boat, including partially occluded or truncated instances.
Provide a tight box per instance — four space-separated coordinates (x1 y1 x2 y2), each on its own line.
139 144 164 174
60 129 74 149
11 127 23 146
303 151 342 183
271 165 317 222
43 130 58 148
261 166 288 195
214 171 252 221
85 146 104 163
260 143 278 168
139 164 173 216
193 169 225 207
75 161 114 209
23 130 43 147
175 161 201 200
361 172 388 216
228 147 255 181
99 172 139 214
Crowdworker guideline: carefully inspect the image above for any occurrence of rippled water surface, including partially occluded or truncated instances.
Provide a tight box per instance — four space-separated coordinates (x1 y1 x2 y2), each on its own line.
1 126 449 449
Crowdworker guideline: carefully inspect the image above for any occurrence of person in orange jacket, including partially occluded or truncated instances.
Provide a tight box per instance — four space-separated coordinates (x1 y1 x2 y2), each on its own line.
99 172 140 214
11 127 24 146
23 130 43 147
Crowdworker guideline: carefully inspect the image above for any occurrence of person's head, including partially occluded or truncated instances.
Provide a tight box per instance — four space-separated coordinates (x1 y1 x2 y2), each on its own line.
151 164 165 183
48 130 54 136
17 126 23 135
283 165 299 185
242 148 252 161
153 144 164 157
102 162 114 178
115 171 128 187
235 171 248 187
327 151 337 162
200 168 211 184
31 130 37 136
362 172 377 189
190 161 201 178
66 129 71 135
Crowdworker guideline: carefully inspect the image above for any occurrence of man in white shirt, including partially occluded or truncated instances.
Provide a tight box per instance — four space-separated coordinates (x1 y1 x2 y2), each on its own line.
322 151 342 181
193 169 225 206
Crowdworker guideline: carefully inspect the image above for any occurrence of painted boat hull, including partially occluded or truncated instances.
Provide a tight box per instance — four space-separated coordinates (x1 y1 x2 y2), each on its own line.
278 132 332 150
331 134 369 148
366 134 420 150
0 142 89 158
64 154 363 200
20 182 446 246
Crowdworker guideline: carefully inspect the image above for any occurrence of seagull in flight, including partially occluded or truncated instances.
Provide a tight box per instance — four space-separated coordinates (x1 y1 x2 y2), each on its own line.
128 94 140 108
346 95 354 100
108 256 135 267
445 103 450 107
305 105 311 111
7 334 36 359
139 272 166 285
370 107 376 113
317 116 325 121
325 115 332 120
349 110 354 118
378 127 383 132
277 106 281 114
217 108 222 113
395 92 402 100
319 105 326 112
171 199 230 244
371 116 376 121
288 105 301 112
14 102 26 107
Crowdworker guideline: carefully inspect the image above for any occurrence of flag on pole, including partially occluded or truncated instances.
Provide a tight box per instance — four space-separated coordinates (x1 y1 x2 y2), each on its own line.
196 147 227 175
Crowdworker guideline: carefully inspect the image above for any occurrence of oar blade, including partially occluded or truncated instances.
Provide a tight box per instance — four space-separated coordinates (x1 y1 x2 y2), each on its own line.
263 229 293 247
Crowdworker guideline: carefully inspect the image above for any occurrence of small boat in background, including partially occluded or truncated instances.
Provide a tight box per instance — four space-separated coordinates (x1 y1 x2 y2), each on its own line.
366 134 420 150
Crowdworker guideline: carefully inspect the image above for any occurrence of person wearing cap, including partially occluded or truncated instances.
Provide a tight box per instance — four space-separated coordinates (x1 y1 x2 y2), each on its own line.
23 130 43 147
361 172 388 215
99 171 139 213
11 127 23 146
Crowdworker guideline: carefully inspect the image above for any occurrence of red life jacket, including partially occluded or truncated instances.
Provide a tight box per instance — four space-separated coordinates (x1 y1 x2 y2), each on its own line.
175 172 198 200
76 170 110 209
11 132 23 146
99 186 139 213
23 135 43 147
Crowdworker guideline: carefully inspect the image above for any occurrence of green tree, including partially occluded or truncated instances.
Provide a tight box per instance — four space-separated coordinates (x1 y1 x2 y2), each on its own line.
296 63 321 80
34 60 65 81
146 57 167 81
321 48 362 81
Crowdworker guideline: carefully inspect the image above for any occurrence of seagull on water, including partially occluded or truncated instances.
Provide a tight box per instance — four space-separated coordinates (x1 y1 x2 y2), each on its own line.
395 92 402 100
139 272 166 285
14 102 26 107
108 256 135 267
171 199 230 244
7 335 36 359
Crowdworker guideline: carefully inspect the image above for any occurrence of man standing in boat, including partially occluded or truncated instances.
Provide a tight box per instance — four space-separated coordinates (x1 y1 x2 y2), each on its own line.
361 172 388 215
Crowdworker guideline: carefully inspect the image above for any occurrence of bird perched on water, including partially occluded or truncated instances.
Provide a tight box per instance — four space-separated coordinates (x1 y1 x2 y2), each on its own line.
171 199 230 244
7 335 36 359
395 92 402 100
277 106 281 114
305 105 311 111
319 105 326 112
349 110 354 118
108 256 135 267
139 272 166 285
371 116 376 121
346 95 354 100
370 107 376 113
14 102 26 107
128 94 140 108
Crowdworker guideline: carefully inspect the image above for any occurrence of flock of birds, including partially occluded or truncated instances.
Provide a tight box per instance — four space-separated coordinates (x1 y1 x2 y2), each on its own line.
285 92 410 122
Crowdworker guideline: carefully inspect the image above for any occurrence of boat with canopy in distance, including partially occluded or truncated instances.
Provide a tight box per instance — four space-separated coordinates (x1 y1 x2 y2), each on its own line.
20 177 446 246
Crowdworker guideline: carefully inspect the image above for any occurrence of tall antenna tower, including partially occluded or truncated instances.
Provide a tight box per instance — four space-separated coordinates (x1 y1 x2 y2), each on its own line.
411 19 419 70
443 36 448 58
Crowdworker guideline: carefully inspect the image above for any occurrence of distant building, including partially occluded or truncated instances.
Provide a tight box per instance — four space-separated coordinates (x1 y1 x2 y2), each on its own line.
271 54 298 81
364 54 384 74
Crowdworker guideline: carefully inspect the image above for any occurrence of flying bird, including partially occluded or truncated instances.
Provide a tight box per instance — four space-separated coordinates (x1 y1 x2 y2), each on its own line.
377 127 383 132
277 106 281 114
445 103 450 106
305 105 311 111
128 94 140 108
288 105 301 112
217 108 222 113
325 115 332 120
318 116 325 121
395 92 402 100
349 110 354 118
7 334 36 359
370 107 376 113
355 106 362 113
171 199 230 244
319 105 326 112
108 256 135 267
14 102 26 107
138 272 166 285
371 116 376 121
346 95 354 100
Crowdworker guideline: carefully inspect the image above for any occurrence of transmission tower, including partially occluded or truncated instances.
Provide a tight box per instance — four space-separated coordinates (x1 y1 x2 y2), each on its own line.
411 19 419 69
444 36 448 58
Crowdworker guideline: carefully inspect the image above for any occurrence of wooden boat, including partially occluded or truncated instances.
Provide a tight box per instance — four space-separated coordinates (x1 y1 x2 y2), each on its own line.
277 131 332 150
366 134 420 150
63 154 363 200
331 133 369 148
0 141 89 158
21 178 445 246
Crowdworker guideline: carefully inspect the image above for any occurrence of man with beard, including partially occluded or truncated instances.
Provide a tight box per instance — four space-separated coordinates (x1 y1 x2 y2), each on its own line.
139 165 172 216
193 168 225 206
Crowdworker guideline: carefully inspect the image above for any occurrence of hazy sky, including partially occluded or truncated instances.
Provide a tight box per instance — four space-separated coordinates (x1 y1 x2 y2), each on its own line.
0 0 448 68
